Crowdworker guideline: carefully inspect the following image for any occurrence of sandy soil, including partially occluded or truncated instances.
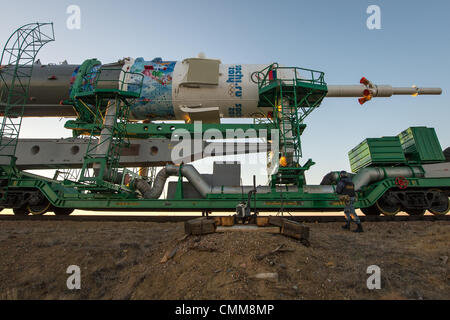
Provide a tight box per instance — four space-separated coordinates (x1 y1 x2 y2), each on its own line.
0 219 448 300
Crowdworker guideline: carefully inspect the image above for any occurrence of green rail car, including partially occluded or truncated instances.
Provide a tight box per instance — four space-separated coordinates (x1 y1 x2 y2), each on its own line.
2 124 450 216
349 136 407 172
1 164 450 216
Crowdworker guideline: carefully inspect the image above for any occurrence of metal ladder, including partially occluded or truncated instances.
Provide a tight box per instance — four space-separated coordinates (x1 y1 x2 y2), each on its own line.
68 65 144 191
0 23 55 171
254 63 328 185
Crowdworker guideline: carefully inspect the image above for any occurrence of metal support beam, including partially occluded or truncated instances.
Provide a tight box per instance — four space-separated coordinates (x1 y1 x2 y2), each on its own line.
7 138 270 170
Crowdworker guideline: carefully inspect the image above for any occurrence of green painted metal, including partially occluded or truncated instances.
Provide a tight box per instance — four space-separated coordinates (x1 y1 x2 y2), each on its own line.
70 59 101 98
254 63 327 185
5 170 450 212
0 23 55 206
349 137 407 173
77 99 132 190
69 60 144 126
0 23 55 168
68 59 102 124
398 127 445 163
64 121 277 139
66 61 144 191
270 159 315 188
74 67 143 99
2 44 449 215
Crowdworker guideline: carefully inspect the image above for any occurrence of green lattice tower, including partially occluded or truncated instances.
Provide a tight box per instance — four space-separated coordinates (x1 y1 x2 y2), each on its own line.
69 65 143 191
254 63 328 185
78 96 132 190
0 23 54 172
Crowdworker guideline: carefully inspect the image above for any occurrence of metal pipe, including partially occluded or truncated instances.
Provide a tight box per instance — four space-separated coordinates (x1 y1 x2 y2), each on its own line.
352 166 424 191
303 185 335 194
319 171 356 185
393 87 442 95
326 85 442 98
92 100 118 182
165 164 297 197
165 164 210 197
95 100 116 160
316 166 425 193
134 168 170 199
135 164 425 199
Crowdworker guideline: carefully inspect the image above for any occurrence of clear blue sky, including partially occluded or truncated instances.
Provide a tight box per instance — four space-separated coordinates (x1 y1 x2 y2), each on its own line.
1 0 449 184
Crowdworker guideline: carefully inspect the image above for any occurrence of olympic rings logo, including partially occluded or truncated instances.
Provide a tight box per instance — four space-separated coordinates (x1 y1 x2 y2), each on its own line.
228 84 235 96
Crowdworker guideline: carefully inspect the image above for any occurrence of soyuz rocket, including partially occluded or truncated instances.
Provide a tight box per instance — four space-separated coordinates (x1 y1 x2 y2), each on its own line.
0 55 442 122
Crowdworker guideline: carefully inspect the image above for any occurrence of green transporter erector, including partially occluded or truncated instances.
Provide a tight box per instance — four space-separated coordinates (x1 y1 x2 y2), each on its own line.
0 23 448 216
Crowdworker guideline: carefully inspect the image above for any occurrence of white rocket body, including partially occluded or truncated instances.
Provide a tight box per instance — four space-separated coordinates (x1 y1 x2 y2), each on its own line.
0 56 442 121
121 57 283 122
173 61 264 121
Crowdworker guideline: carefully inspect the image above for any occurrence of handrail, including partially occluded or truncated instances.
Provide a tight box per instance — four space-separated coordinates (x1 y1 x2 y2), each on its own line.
254 64 326 90
80 68 144 96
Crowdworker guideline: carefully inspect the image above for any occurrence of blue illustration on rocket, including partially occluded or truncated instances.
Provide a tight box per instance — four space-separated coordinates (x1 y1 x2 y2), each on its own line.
129 57 176 120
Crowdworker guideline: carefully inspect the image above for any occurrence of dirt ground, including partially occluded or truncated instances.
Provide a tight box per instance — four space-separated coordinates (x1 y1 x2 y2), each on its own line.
0 218 449 300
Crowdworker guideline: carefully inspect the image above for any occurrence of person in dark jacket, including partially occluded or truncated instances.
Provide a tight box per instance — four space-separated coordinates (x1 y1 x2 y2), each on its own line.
336 171 363 233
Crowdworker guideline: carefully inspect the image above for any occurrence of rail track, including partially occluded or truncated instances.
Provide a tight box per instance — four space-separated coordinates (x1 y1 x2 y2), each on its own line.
0 214 448 223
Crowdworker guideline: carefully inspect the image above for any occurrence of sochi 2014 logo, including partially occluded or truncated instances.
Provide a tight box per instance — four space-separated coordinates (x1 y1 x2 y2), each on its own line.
227 65 243 98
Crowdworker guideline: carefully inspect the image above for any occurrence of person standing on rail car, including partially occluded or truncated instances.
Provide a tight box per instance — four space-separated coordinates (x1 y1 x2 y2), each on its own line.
336 171 364 233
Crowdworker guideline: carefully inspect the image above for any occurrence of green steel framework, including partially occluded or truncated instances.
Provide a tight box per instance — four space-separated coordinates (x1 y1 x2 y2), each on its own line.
4 170 450 213
1 36 450 214
70 66 144 191
0 23 54 208
255 63 327 157
0 23 55 169
253 63 328 187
